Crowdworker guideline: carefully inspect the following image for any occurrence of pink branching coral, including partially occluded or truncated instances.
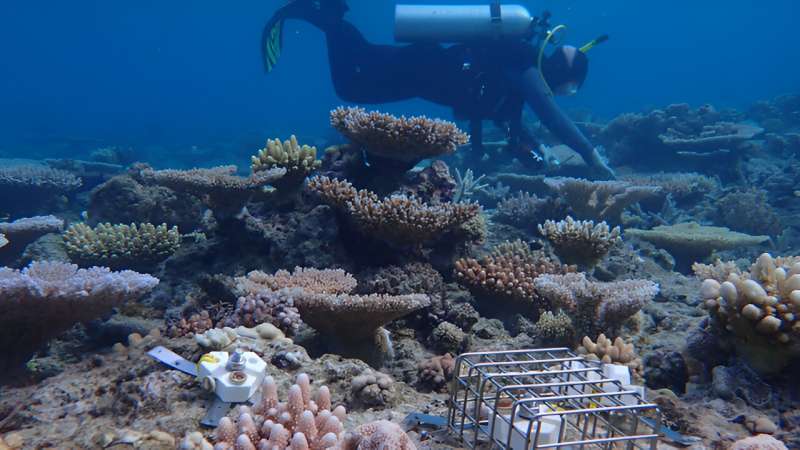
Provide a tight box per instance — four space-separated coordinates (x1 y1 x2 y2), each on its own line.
330 106 468 163
533 272 658 338
202 373 348 449
0 261 158 371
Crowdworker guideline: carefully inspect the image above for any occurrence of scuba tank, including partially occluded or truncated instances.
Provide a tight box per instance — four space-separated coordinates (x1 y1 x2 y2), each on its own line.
394 3 535 43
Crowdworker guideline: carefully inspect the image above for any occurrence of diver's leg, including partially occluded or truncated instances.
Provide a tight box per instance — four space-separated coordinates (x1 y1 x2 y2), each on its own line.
464 119 485 165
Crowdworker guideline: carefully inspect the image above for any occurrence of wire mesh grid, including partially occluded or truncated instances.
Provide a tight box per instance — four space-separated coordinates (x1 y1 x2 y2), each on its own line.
447 348 661 450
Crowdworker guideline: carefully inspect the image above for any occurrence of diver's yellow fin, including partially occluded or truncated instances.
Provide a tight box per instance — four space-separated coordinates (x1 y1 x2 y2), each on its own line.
262 19 284 73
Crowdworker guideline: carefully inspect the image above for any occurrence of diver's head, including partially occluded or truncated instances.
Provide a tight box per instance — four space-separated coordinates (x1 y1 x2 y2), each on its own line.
542 45 588 96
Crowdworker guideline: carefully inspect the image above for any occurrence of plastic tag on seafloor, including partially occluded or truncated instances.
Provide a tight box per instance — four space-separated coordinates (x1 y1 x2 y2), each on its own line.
201 396 233 428
147 346 198 377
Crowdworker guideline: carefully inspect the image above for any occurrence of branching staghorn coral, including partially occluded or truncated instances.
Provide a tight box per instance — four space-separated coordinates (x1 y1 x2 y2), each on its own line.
197 373 348 449
626 222 769 270
453 168 488 203
0 261 158 371
543 177 662 224
251 135 320 189
454 240 574 312
225 267 357 335
62 222 181 270
139 165 286 216
308 176 481 246
0 165 82 214
696 253 800 374
534 272 658 338
538 216 621 267
330 106 468 164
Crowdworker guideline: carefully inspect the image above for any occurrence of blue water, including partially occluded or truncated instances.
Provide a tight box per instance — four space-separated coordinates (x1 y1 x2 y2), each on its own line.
1 1 798 159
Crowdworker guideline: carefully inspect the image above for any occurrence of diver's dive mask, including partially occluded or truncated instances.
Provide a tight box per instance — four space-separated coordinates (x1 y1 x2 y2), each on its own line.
553 82 580 97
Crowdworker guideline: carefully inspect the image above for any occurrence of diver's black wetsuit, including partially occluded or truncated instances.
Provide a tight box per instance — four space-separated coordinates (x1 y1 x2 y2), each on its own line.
270 1 610 176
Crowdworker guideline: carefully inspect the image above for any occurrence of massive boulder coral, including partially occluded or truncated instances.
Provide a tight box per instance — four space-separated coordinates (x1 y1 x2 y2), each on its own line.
454 240 574 313
330 106 468 166
0 261 158 371
308 176 481 246
627 222 770 270
139 165 286 217
340 420 417 450
0 164 82 214
538 216 621 267
695 253 800 374
196 373 348 449
62 222 181 271
251 135 320 189
543 177 662 224
534 272 658 338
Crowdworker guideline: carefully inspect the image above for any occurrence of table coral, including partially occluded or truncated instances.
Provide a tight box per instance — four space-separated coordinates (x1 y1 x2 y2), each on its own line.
62 222 181 271
626 222 769 270
543 177 662 224
538 216 621 267
534 272 658 338
0 261 158 372
0 165 82 214
0 215 64 261
330 106 468 164
696 253 800 374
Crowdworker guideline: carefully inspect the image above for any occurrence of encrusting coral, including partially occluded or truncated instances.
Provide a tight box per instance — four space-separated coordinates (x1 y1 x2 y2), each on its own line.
538 216 621 267
252 135 320 189
627 222 769 270
195 373 348 449
62 222 181 270
534 272 658 339
454 240 574 312
696 253 800 374
308 176 481 246
543 177 662 224
0 261 158 371
330 106 468 164
577 334 642 375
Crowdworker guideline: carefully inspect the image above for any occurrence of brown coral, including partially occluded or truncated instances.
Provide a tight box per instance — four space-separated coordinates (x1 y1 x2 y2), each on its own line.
538 216 621 267
62 222 181 270
330 106 468 163
543 177 662 224
454 240 573 311
251 135 320 189
416 353 455 392
577 334 642 375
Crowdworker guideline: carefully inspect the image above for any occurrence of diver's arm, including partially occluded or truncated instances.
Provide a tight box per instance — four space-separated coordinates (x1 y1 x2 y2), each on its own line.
513 67 615 178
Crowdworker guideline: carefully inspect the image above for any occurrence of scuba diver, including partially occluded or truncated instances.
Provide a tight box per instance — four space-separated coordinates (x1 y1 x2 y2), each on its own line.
262 0 615 179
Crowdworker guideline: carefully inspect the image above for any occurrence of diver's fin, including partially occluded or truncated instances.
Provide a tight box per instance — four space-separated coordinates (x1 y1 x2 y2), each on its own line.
262 14 285 73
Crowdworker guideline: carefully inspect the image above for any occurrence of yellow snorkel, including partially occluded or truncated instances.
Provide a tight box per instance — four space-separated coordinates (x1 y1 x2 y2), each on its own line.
579 34 609 54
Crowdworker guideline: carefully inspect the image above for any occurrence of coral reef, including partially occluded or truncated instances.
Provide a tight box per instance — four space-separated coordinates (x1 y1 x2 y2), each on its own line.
621 172 718 205
0 165 82 214
538 216 621 267
62 222 181 270
534 272 658 338
696 253 800 373
350 370 394 408
543 177 662 224
0 261 158 371
715 188 783 236
532 310 574 345
330 106 468 164
627 222 769 270
493 191 566 229
730 434 788 450
0 215 64 264
454 240 573 312
340 420 417 450
452 168 488 203
251 135 320 189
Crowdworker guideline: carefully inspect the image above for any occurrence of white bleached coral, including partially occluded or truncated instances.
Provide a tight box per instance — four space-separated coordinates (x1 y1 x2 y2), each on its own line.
696 253 800 373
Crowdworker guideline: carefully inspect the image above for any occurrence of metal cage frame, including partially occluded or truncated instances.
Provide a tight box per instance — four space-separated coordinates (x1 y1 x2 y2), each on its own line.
448 348 661 449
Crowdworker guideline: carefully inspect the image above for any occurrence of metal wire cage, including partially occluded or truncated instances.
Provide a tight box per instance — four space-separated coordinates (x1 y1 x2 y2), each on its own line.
448 348 661 449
